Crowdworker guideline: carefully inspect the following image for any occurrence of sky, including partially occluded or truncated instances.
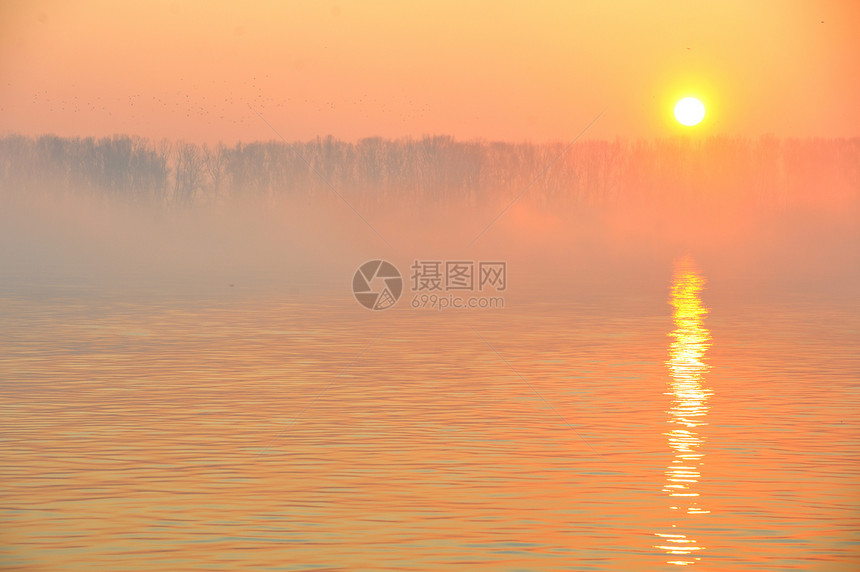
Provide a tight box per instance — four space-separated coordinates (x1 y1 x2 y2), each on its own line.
1 0 858 144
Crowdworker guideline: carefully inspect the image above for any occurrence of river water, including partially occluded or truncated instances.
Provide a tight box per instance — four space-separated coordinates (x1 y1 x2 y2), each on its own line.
1 257 858 570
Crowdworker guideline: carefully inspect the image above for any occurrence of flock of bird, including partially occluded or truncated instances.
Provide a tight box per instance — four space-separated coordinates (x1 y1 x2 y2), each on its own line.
5 73 431 140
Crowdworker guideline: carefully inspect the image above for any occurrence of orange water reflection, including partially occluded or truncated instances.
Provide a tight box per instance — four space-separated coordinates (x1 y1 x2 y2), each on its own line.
655 256 712 566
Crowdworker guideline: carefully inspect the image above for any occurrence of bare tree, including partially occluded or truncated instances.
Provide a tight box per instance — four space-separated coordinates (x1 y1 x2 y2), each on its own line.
203 143 227 201
173 142 203 205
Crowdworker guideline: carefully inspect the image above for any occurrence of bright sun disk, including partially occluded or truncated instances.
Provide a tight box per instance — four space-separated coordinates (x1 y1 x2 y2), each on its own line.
674 97 705 126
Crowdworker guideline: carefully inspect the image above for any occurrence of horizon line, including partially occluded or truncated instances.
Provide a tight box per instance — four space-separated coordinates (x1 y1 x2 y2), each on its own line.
2 132 859 146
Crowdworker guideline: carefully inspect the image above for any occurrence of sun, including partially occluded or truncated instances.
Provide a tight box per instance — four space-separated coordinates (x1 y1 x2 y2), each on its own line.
674 97 706 126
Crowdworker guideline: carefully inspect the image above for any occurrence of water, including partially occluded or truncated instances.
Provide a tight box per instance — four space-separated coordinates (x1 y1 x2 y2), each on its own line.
1 266 858 570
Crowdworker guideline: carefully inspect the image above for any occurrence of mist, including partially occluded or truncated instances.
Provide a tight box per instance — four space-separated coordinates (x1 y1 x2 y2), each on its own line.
1 134 857 306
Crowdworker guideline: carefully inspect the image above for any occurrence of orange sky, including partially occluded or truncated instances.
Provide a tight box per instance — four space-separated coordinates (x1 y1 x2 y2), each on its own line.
1 0 858 143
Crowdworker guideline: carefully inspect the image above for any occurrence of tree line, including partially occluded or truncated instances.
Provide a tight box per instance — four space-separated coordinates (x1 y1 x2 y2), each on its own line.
1 133 857 210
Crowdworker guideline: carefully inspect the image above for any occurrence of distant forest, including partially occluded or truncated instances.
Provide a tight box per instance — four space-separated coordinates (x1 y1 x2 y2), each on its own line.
1 134 857 210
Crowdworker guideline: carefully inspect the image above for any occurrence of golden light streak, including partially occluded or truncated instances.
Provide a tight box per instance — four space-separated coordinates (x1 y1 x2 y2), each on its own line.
654 256 712 565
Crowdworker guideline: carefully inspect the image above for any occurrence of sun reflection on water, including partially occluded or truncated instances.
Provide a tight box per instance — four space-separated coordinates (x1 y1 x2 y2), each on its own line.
655 256 712 566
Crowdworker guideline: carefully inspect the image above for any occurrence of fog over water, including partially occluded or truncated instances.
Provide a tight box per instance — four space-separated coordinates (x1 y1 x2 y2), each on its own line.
1 135 857 305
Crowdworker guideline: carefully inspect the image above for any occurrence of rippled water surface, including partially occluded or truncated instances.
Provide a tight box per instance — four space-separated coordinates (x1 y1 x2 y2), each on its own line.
1 274 858 570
